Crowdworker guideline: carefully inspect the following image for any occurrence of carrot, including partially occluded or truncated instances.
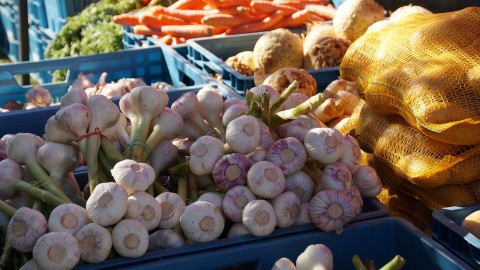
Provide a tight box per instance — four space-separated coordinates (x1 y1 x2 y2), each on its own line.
303 4 336 20
200 0 220 8
161 25 225 38
167 0 203 10
160 35 174 45
275 9 323 28
201 13 261 28
217 6 250 16
250 0 300 16
217 0 251 8
133 25 163 36
112 14 141 27
150 6 219 23
139 14 190 27
227 10 284 35
272 0 303 9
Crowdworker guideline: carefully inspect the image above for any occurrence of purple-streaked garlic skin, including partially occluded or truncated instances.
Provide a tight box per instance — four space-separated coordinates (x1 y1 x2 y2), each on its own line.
294 203 311 225
225 115 260 155
197 192 224 215
242 199 277 237
247 161 285 199
308 189 362 234
267 137 307 176
0 159 24 199
348 185 364 215
276 114 323 143
282 92 309 110
7 207 48 253
338 134 362 173
222 103 248 127
247 148 267 163
304 128 345 165
271 191 300 228
285 170 315 203
319 162 353 191
212 153 252 190
222 185 256 223
256 119 275 150
150 140 179 176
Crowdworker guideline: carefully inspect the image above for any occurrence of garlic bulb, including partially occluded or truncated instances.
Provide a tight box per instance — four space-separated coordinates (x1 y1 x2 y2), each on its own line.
7 207 47 252
112 219 149 258
257 119 276 150
223 97 245 112
222 103 248 127
247 161 285 199
282 92 309 110
285 170 315 203
198 192 224 213
248 85 281 109
148 229 185 251
308 189 362 234
296 244 333 270
247 147 268 163
180 201 225 242
19 259 41 270
171 92 212 135
0 159 24 200
338 134 362 173
223 185 256 223
242 200 277 237
111 159 155 195
319 162 353 191
294 203 311 225
149 140 179 176
304 128 344 165
32 232 80 270
353 165 382 198
212 153 252 190
227 222 250 238
37 142 79 181
272 257 297 270
276 114 324 143
266 137 307 175
155 192 186 229
189 135 224 176
48 203 91 235
86 182 128 227
226 115 260 154
75 223 112 263
271 191 300 228
197 85 224 130
125 192 162 231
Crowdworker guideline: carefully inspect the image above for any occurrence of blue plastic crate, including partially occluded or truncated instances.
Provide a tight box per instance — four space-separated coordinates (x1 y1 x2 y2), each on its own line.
73 217 472 270
122 25 161 50
0 45 241 137
186 29 339 96
432 204 480 269
44 0 97 33
0 2 18 61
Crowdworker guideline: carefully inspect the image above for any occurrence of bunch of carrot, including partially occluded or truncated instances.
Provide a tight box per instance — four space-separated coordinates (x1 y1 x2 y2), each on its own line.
113 0 336 45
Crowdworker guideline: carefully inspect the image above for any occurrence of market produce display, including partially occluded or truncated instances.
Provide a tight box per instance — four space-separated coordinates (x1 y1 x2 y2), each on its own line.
113 0 336 45
0 76 385 268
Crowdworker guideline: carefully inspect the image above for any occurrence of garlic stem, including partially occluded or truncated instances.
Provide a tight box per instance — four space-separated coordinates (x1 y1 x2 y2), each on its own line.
352 255 367 270
261 92 271 127
177 176 188 204
188 173 199 202
0 199 16 218
271 93 326 127
11 181 66 207
380 255 406 270
0 240 12 269
269 80 298 116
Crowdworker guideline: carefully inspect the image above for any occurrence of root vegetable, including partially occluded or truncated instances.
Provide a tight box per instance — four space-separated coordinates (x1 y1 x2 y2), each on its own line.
180 201 225 242
303 23 350 70
242 199 276 237
247 161 285 199
253 28 304 75
75 223 112 263
263 68 317 98
32 232 80 270
225 51 256 76
112 219 149 258
334 90 360 115
312 97 344 123
223 185 256 223
86 182 128 227
332 0 385 42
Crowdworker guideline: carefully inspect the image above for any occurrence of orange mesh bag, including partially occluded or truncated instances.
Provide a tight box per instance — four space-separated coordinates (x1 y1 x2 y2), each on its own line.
366 153 478 209
339 7 480 145
350 100 480 188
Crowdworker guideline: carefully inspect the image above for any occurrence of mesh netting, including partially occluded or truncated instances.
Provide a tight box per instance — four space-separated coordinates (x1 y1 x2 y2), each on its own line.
339 7 480 146
348 100 480 188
